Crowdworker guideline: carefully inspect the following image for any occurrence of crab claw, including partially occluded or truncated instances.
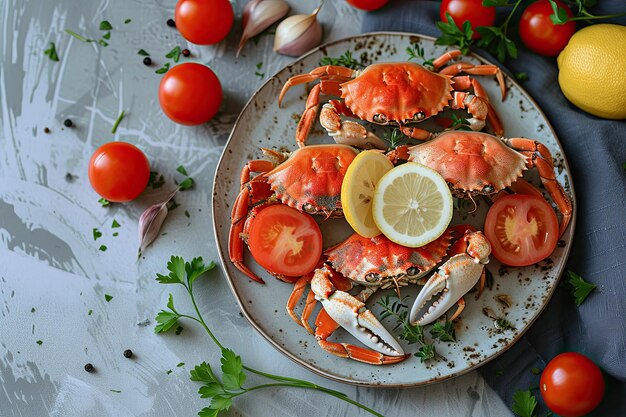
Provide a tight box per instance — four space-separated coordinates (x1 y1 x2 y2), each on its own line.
409 232 491 326
311 266 404 357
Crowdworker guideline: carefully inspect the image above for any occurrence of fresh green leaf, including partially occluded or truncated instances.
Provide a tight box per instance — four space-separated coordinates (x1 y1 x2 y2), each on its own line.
530 367 542 375
156 256 186 284
176 165 189 176
125 19 132 24
112 232 119 237
495 317 515 330
199 383 227 399
88 309 93 315
44 42 60 61
383 128 406 149
104 294 113 302
154 310 181 333
65 29 94 43
482 0 509 5
99 20 113 30
93 228 102 241
148 171 165 189
566 270 596 306
190 362 219 383
99 244 108 252
186 257 216 286
166 46 182 63
138 49 150 56
476 26 517 62
179 177 194 190
495 369 504 377
319 50 364 69
155 63 170 74
110 389 122 393
548 0 570 24
511 389 537 417
166 293 176 312
111 110 125 134
31 307 36 313
415 344 437 362
102 31 111 40
175 325 184 335
36 340 43 346
515 72 529 81
111 219 120 228
98 197 111 207
98 39 109 47
220 348 246 390
430 321 456 342
405 44 434 67
209 395 233 411
166 369 173 375
177 362 185 367
198 408 220 417
435 13 474 55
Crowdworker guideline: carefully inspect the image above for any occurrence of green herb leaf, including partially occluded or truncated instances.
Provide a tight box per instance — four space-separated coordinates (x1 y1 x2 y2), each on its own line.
166 293 176 312
210 395 233 411
112 232 119 237
405 44 434 67
166 46 182 63
190 362 219 383
511 389 537 417
515 72 529 81
220 348 246 390
530 367 542 375
179 177 194 190
88 309 93 315
495 317 515 330
36 340 43 346
111 110 125 134
98 197 111 207
199 383 227 398
566 270 596 306
383 128 406 149
319 50 364 69
104 294 113 302
548 0 570 24
31 307 36 313
102 31 111 40
44 42 60 61
177 362 185 367
476 26 518 62
198 408 220 417
175 325 184 335
111 219 120 228
125 19 132 24
154 310 181 333
99 244 108 252
176 165 189 176
98 39 109 47
99 20 113 30
65 29 94 43
430 321 456 342
482 0 509 5
186 257 216 286
110 389 121 393
435 13 474 55
156 255 186 284
148 171 165 188
137 49 150 56
415 344 437 362
155 63 170 74
495 369 504 377
93 228 102 241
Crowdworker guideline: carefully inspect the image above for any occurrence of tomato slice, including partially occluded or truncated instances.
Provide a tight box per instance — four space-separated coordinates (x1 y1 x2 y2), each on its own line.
484 194 558 267
247 205 322 277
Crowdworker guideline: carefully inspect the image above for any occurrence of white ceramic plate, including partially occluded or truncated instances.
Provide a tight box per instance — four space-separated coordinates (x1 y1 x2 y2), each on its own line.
212 32 576 387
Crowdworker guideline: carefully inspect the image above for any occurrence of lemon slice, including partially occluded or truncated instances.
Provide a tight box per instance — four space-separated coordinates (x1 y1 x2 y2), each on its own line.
341 150 394 238
372 162 453 248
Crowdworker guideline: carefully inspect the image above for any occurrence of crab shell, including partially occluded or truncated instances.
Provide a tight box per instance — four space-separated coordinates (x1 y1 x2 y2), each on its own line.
408 131 528 196
264 144 357 217
340 62 453 124
325 230 453 287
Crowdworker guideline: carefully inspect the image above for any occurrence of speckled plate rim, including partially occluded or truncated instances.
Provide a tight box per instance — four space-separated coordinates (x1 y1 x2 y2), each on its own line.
211 32 577 388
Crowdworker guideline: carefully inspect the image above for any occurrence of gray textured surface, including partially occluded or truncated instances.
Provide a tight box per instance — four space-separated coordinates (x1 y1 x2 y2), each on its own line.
0 1 513 416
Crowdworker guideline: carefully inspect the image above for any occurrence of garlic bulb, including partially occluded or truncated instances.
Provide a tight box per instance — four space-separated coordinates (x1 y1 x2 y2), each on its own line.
274 1 324 57
238 0 290 57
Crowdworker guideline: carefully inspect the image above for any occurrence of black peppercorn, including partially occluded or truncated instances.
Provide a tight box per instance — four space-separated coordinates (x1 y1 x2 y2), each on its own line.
84 363 94 372
182 49 190 57
63 119 72 127
166 19 176 28
143 57 152 66
43 127 51 134
123 349 133 358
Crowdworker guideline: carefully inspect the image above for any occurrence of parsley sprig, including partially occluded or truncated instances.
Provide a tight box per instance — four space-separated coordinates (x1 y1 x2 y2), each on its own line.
565 270 596 306
383 128 407 149
548 0 626 24
511 389 538 417
155 256 383 417
436 13 475 55
44 42 59 61
319 50 364 69
406 44 434 68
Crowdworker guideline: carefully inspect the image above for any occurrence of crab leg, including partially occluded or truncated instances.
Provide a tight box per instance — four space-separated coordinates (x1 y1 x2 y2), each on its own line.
320 101 388 149
505 138 573 237
311 265 406 359
315 308 408 365
439 61 506 101
409 231 491 326
278 65 355 107
432 49 463 70
452 76 504 136
294 80 345 147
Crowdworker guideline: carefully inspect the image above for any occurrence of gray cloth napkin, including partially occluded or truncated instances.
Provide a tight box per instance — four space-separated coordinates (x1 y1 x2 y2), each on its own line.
362 1 626 414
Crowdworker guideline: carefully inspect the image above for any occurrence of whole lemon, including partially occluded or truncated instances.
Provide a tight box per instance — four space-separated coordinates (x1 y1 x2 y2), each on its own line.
557 24 626 120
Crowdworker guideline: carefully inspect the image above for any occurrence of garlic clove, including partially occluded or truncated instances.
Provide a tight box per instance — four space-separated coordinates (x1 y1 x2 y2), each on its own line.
274 2 324 57
137 188 178 258
238 0 290 57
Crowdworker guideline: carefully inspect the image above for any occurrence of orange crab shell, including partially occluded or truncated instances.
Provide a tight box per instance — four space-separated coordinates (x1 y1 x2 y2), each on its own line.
265 144 358 216
325 230 453 285
340 62 454 124
408 131 528 194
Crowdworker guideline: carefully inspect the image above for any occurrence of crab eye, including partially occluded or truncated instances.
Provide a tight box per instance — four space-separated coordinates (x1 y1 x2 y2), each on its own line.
365 273 380 283
482 184 495 194
413 112 425 120
373 114 387 123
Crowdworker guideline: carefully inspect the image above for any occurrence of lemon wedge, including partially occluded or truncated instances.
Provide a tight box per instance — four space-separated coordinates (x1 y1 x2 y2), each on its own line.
341 150 394 238
372 162 452 248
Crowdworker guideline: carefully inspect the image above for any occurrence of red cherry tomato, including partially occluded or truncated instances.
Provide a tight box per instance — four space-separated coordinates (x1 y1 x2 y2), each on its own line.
174 0 233 45
247 205 323 277
88 142 150 202
440 0 496 39
540 352 605 417
484 194 559 266
519 0 576 56
346 0 389 11
158 63 223 125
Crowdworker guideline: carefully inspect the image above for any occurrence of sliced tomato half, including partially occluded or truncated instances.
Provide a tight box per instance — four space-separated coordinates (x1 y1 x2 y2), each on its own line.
247 205 322 277
484 194 558 267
